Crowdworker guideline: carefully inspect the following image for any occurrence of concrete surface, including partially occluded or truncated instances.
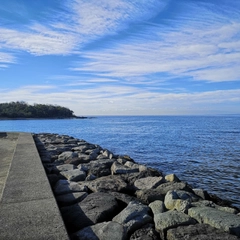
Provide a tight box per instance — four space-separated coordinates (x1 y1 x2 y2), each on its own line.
0 132 69 240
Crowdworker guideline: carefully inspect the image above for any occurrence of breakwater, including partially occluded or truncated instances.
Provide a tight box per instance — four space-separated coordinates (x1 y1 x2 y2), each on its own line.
34 133 240 240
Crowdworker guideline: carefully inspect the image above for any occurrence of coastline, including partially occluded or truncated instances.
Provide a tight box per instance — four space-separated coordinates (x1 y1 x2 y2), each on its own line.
34 133 240 239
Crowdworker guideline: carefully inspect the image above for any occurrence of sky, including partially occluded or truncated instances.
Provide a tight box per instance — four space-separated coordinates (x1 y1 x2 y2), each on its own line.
0 0 240 116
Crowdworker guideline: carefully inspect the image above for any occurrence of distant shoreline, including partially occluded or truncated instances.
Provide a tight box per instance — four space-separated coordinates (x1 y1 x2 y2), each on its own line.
0 116 90 120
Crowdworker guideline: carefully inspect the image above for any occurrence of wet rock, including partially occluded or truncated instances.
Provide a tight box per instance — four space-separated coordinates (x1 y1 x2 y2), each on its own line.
113 201 152 235
84 175 128 193
134 176 164 190
72 221 126 240
188 206 240 237
60 169 86 182
167 223 240 240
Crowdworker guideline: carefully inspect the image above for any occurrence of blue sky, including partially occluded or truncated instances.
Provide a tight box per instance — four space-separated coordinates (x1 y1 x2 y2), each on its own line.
0 0 240 115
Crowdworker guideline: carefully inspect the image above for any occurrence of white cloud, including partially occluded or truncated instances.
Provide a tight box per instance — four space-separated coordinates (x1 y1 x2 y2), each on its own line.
1 85 239 115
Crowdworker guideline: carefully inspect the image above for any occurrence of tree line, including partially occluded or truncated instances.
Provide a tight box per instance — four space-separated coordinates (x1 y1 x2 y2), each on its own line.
0 101 77 119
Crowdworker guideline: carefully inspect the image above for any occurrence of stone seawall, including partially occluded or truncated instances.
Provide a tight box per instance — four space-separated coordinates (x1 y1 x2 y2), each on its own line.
34 133 240 240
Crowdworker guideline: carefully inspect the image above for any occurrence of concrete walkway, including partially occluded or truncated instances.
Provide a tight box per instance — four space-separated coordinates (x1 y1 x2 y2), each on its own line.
0 132 69 240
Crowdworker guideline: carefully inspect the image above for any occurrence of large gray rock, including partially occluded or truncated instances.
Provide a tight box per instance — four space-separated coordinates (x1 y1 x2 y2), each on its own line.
113 201 152 234
84 175 128 193
109 191 139 205
130 224 160 240
60 169 86 181
149 200 165 215
135 189 165 204
111 161 139 175
72 221 126 240
87 158 115 177
53 179 88 195
153 210 196 238
156 182 194 195
134 176 164 190
167 223 240 240
57 151 78 162
165 174 181 182
56 164 77 172
188 207 240 237
164 190 196 213
61 192 119 232
55 192 88 206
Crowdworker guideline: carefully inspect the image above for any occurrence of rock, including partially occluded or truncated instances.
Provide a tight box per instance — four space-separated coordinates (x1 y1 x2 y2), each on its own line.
76 153 91 163
193 188 210 200
217 206 238 214
56 164 77 172
72 221 126 240
113 201 152 235
111 161 139 175
135 189 165 204
85 174 97 181
109 191 139 205
102 149 114 159
165 174 181 182
85 175 128 193
149 200 165 215
47 174 60 187
167 223 240 240
60 169 86 181
164 190 198 213
53 179 88 195
156 182 194 195
134 176 164 190
188 206 240 237
61 192 119 232
56 192 88 206
130 224 160 240
57 151 78 162
153 210 196 239
87 158 115 177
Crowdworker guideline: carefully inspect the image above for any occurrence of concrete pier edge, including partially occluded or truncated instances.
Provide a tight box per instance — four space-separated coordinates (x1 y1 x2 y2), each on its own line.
0 132 69 240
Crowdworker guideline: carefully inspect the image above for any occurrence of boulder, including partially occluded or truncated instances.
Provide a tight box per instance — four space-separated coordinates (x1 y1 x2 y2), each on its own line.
135 189 165 204
84 175 128 193
156 182 194 195
111 161 139 175
53 180 88 195
130 224 160 240
167 223 240 240
87 158 115 177
72 221 126 240
57 151 78 162
60 169 86 181
61 192 119 232
165 174 181 182
134 176 164 190
56 164 77 172
55 192 88 206
193 188 210 200
109 191 139 205
164 190 198 213
149 200 165 215
188 207 240 237
153 210 196 239
113 201 152 234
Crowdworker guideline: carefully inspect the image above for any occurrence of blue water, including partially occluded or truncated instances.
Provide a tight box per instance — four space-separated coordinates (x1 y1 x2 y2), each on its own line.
1 116 240 207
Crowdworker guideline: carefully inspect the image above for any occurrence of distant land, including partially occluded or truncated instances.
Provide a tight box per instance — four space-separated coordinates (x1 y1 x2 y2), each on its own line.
0 101 86 119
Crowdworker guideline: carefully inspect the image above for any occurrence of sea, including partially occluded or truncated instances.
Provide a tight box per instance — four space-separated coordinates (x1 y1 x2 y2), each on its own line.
1 115 240 208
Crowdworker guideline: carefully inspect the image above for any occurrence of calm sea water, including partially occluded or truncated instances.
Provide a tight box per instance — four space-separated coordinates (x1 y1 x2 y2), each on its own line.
1 116 240 207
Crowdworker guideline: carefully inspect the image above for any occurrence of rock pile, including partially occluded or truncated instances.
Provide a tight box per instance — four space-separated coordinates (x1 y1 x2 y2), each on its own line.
33 133 240 240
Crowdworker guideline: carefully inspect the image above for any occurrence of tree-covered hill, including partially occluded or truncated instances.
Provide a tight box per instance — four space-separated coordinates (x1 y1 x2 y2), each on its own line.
0 101 79 119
